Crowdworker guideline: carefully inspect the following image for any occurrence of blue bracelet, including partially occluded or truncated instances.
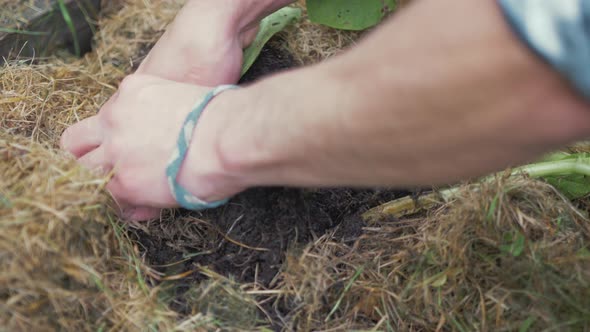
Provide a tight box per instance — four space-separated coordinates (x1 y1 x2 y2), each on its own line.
499 0 590 99
166 84 238 210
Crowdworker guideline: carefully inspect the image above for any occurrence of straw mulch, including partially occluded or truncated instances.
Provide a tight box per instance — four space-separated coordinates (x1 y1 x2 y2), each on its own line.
276 176 590 331
1 1 219 330
2 0 589 331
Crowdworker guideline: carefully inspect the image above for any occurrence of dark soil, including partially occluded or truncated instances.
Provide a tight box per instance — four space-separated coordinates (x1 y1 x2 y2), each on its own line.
131 187 403 280
239 37 296 84
127 36 406 318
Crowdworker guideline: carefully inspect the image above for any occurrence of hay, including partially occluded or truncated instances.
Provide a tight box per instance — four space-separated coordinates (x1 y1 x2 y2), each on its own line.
280 0 363 65
0 0 51 28
0 1 235 330
1 60 116 144
0 133 187 331
274 176 590 330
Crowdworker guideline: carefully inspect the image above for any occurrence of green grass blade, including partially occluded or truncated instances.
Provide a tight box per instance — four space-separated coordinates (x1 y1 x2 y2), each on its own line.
325 266 364 322
57 0 81 56
0 27 49 36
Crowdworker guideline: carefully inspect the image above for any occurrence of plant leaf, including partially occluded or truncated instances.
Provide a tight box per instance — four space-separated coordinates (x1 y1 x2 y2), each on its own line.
544 174 590 200
307 0 396 31
241 7 302 76
501 232 526 257
430 274 447 288
486 195 499 222
519 316 536 332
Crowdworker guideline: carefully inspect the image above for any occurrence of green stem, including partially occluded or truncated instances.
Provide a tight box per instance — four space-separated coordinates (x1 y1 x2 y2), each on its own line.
57 0 81 56
364 155 590 220
0 28 49 36
440 157 590 201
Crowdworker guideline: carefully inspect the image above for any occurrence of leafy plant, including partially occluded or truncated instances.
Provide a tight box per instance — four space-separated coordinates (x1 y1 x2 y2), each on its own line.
306 0 396 30
242 7 302 76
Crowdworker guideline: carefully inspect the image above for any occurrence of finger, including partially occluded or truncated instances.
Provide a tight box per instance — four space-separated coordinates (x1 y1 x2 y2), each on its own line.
240 24 259 48
77 146 111 174
61 115 103 158
108 195 162 221
107 174 177 208
122 206 162 221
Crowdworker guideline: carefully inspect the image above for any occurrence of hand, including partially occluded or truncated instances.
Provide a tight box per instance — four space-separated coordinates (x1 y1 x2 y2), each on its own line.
62 0 291 219
138 0 296 83
60 75 245 219
64 1 256 220
136 0 259 85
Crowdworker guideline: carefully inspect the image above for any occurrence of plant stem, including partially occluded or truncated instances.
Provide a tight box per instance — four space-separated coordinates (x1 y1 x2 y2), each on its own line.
364 155 590 221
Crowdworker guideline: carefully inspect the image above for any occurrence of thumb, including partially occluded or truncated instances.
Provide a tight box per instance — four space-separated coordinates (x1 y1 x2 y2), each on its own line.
121 206 162 221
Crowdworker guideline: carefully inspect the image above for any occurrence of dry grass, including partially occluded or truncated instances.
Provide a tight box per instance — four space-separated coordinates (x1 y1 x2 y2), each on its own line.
279 0 363 65
0 133 190 331
274 177 590 331
2 0 589 331
1 60 116 143
0 0 52 28
1 1 232 330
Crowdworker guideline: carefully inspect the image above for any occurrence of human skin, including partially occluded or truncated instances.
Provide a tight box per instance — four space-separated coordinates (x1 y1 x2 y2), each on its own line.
61 0 590 219
136 0 294 85
61 0 293 219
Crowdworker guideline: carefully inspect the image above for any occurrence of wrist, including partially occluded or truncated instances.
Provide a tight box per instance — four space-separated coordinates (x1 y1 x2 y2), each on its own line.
211 67 346 189
177 88 249 203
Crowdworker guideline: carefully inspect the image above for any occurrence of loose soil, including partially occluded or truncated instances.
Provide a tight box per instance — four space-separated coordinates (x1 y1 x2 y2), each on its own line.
127 38 406 313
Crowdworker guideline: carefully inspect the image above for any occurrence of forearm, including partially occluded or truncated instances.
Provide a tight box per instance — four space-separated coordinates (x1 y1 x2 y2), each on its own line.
208 0 590 190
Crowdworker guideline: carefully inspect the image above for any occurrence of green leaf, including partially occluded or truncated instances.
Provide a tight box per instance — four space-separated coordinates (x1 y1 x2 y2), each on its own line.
307 0 396 31
500 232 526 257
241 7 302 76
486 195 499 222
518 316 536 332
544 174 590 200
430 274 447 288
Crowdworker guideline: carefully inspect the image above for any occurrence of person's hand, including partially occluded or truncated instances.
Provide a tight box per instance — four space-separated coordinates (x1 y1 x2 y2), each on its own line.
69 1 257 220
136 0 259 85
62 0 292 219
60 75 245 220
138 0 296 83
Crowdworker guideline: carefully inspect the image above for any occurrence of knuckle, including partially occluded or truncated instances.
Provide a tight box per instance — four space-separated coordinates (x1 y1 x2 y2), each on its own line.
117 74 140 93
100 105 119 129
